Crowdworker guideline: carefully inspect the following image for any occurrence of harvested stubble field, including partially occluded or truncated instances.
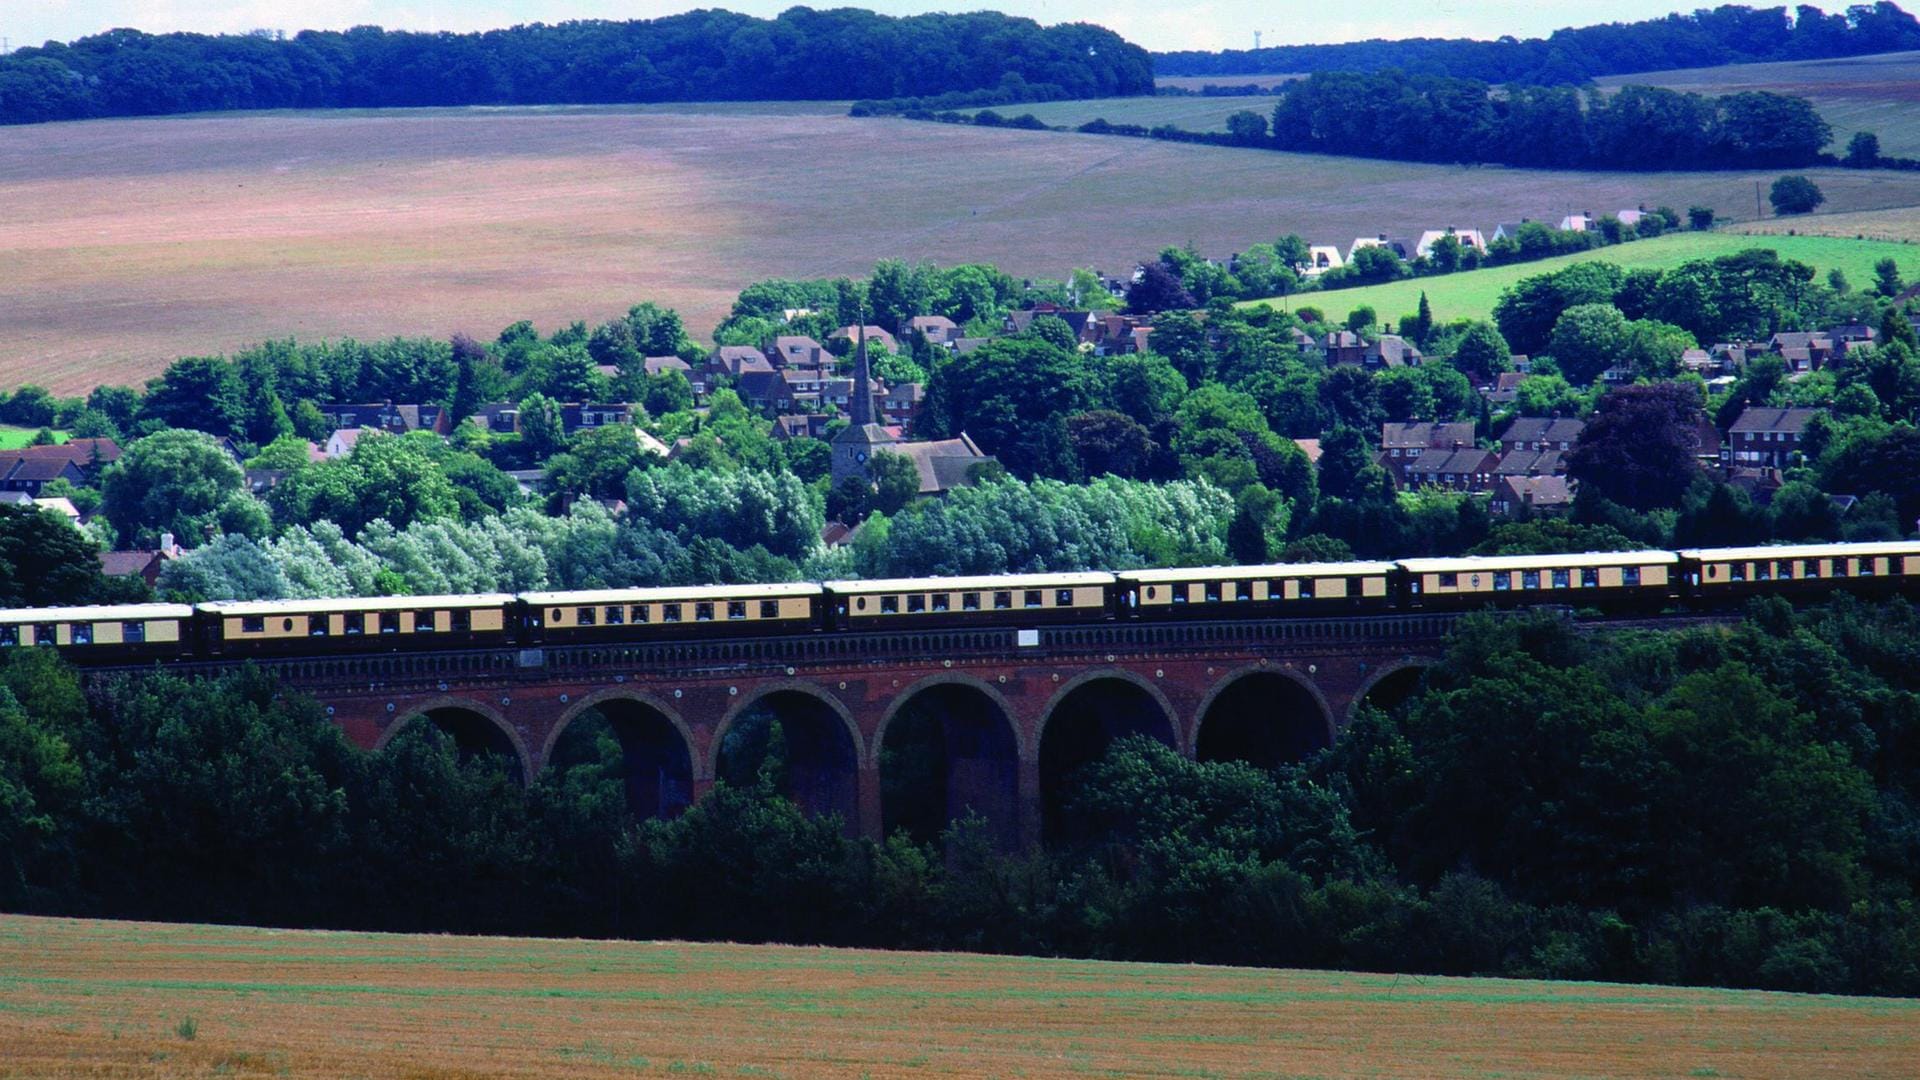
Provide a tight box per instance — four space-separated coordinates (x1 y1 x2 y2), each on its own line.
2 915 1918 1079
8 104 1920 395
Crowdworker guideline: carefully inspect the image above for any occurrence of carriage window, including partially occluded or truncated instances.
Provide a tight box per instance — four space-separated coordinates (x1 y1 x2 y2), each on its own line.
123 621 146 643
346 615 365 635
1494 574 1511 592
1171 585 1188 604
380 611 401 634
1349 577 1366 597
634 605 650 623
931 594 950 612
1623 566 1640 586
1056 589 1075 607
1438 572 1458 588
1203 582 1222 603
415 612 436 632
606 606 624 625
1145 586 1158 601
908 595 927 613
1730 564 1747 582
576 607 595 627
1523 571 1540 589
308 616 329 637
855 597 867 611
1862 559 1878 577
1756 562 1771 581
962 592 981 611
1581 568 1598 588
662 604 682 623
1024 590 1043 608
451 609 471 632
70 623 93 645
1299 579 1315 599
1802 560 1820 579
280 618 295 633
35 625 55 646
760 600 780 618
728 601 747 620
242 616 266 634
994 591 1012 610
1775 560 1793 580
0 626 15 647
695 603 715 622
1834 559 1850 578
880 595 900 614
1233 581 1252 602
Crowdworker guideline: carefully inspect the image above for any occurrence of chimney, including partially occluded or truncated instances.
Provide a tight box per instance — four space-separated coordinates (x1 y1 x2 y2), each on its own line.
160 532 176 554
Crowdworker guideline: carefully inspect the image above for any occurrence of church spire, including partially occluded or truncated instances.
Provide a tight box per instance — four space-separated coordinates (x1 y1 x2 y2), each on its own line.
849 323 876 428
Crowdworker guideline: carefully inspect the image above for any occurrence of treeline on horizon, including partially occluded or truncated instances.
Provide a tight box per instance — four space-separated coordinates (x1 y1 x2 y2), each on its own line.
0 9 1152 126
1154 2 1920 84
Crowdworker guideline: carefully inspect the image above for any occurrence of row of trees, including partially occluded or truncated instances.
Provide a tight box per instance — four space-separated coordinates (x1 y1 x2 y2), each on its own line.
4 599 1918 994
1268 72 1833 170
0 11 1152 125
1154 2 1920 85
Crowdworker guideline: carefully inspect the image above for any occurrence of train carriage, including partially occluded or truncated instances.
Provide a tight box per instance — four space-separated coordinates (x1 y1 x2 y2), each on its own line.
521 583 822 643
1399 551 1680 610
822 573 1113 631
1118 561 1397 618
1680 541 1920 599
0 603 196 664
199 594 518 656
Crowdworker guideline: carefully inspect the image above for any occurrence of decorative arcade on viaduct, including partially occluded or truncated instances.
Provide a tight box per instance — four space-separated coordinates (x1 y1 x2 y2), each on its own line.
261 612 1458 847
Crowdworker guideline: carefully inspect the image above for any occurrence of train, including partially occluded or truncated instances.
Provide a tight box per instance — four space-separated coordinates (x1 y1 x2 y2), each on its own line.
5 540 1918 665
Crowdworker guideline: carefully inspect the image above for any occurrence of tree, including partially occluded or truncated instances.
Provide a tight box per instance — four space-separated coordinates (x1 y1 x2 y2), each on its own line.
139 356 247 436
923 336 1097 479
1411 293 1434 347
1874 258 1905 299
1125 262 1195 314
544 424 656 503
1547 304 1629 386
517 394 567 459
101 430 269 548
642 371 695 418
1067 410 1155 480
1449 321 1513 381
1688 205 1716 230
1566 383 1704 511
869 451 921 516
1345 306 1377 335
1769 175 1825 215
1844 131 1881 168
1225 109 1268 144
0 505 139 607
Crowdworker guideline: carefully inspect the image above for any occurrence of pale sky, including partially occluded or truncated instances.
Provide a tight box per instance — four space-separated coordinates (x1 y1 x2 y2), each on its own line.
4 1 1731 55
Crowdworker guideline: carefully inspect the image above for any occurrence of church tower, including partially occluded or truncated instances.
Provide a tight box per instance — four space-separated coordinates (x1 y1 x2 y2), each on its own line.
830 325 895 485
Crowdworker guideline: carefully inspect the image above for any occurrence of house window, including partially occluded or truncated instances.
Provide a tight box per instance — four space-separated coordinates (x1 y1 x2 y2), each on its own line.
1024 590 1043 609
760 600 780 618
124 621 146 643
1623 566 1641 587
881 595 900 614
1802 560 1820 579
243 616 266 634
993 591 1012 610
695 603 715 622
662 604 682 623
634 605 650 624
70 623 92 645
1438 572 1458 589
728 601 747 620
932 594 950 612
576 607 595 627
1581 568 1598 588
34 625 55 647
1551 570 1570 589
1204 582 1222 603
962 593 981 611
1056 589 1075 607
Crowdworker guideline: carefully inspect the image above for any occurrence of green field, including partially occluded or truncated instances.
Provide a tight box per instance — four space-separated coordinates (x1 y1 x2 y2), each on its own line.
1599 50 1920 159
964 93 1284 132
4 913 1918 1079
1244 232 1920 328
0 425 66 450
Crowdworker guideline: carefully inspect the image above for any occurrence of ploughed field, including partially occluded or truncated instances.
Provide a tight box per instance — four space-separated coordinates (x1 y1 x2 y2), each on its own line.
3 914 1918 1079
9 104 1920 395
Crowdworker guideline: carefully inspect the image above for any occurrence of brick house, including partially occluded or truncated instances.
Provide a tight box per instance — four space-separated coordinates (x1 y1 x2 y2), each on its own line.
1499 417 1585 454
1402 447 1498 492
1727 406 1821 469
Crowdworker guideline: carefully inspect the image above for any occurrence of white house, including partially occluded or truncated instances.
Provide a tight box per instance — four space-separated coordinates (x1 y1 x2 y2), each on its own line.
1414 228 1488 258
1302 245 1345 277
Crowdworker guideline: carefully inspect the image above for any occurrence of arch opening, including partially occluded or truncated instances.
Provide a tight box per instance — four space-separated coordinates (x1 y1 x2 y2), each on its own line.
1039 676 1176 846
1195 673 1332 771
880 683 1020 850
1356 663 1432 719
394 707 525 785
718 690 858 831
547 700 693 820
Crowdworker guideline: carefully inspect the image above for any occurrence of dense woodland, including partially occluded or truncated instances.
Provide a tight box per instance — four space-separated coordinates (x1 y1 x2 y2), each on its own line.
2 601 1918 995
1155 2 1920 84
0 10 1152 125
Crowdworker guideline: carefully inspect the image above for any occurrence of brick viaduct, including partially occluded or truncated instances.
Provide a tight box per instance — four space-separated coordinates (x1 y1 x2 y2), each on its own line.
249 612 1460 847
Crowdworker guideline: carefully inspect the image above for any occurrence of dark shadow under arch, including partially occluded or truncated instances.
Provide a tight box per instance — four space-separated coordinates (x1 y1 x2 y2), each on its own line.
879 681 1020 850
547 699 694 820
388 705 527 785
1353 661 1434 720
1195 672 1334 771
1038 675 1178 846
716 688 860 832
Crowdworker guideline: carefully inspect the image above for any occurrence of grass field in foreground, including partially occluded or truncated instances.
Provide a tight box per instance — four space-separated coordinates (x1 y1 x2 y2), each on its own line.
0 425 67 450
1243 232 1920 328
2 915 1917 1079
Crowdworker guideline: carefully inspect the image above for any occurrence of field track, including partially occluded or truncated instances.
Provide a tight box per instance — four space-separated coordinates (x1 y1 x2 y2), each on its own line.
2 914 1917 1079
7 102 1920 395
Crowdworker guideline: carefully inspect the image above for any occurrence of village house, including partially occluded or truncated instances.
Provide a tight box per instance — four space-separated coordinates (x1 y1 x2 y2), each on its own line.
1490 474 1573 518
1499 417 1585 454
1727 406 1821 469
317 401 447 436
1379 421 1475 483
1403 447 1498 492
1302 245 1344 277
710 345 775 379
642 355 706 395
829 326 898 354
560 403 635 435
1348 235 1413 262
1414 228 1487 258
0 454 86 497
769 335 834 371
904 315 962 347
